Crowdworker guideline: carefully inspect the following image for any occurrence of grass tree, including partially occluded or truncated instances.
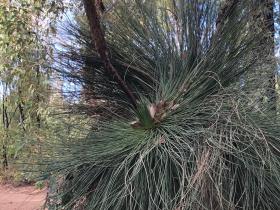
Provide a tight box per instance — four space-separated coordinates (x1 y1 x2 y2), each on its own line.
43 0 280 209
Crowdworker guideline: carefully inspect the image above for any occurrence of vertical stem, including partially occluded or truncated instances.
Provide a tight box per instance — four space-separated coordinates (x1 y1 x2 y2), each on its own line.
2 84 8 171
18 88 26 132
36 66 41 128
82 0 137 108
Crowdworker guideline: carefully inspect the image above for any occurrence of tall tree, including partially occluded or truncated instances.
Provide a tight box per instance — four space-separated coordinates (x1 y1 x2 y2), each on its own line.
2 84 9 170
0 0 64 171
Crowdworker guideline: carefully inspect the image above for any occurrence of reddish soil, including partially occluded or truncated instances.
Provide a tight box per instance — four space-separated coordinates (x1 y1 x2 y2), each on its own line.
0 185 47 210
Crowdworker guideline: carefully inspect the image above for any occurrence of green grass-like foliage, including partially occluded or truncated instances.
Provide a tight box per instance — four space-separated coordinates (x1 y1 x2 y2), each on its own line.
42 0 280 209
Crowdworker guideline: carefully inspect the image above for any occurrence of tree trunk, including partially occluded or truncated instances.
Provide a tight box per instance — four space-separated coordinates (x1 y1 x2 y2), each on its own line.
2 91 9 171
18 89 26 132
36 67 41 128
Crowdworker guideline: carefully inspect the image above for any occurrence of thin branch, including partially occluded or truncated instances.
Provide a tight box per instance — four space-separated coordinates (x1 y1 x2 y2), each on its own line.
82 0 138 108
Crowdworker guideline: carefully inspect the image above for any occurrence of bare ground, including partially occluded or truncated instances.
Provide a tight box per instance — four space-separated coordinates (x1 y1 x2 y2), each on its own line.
0 185 47 210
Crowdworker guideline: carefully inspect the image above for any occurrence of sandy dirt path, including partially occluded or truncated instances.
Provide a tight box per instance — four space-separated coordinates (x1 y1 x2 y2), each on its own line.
0 185 47 210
